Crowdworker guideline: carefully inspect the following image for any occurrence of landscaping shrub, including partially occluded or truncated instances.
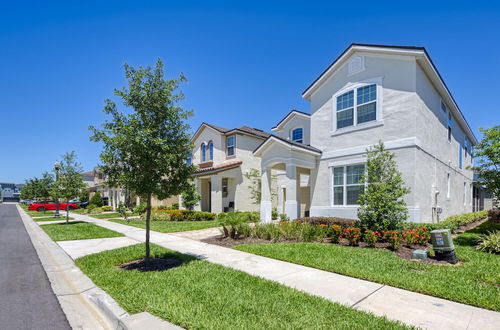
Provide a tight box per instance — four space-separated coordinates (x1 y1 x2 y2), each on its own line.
363 229 380 247
89 192 104 207
272 207 279 220
489 208 500 222
90 207 103 214
219 212 255 238
253 223 280 240
401 210 488 233
279 213 290 221
476 231 500 254
383 231 402 250
277 221 302 240
101 206 113 212
133 202 147 215
297 217 356 228
329 225 343 243
299 223 321 242
151 209 216 221
171 203 179 210
344 227 361 246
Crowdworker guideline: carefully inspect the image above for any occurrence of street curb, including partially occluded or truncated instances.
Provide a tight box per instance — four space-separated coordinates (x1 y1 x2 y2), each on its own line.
17 205 182 330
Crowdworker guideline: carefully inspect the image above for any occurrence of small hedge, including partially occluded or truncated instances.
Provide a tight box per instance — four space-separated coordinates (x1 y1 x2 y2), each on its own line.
402 210 488 233
476 230 500 254
144 209 216 221
296 217 357 228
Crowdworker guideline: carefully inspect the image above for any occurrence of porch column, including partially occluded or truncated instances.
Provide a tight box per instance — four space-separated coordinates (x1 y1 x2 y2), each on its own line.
211 174 223 214
260 167 272 223
285 163 299 220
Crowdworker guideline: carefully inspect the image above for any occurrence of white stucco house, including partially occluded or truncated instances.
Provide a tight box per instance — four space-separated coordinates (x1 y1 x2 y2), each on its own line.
256 43 477 224
188 123 270 213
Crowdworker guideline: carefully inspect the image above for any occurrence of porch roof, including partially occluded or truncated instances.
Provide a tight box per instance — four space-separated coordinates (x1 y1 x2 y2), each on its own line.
194 160 243 176
253 135 322 157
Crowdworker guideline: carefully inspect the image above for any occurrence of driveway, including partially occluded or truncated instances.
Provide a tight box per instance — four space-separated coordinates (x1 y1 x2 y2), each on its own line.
0 203 70 329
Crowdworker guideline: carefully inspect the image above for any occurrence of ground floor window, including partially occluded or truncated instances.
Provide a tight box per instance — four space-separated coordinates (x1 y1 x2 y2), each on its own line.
332 164 365 206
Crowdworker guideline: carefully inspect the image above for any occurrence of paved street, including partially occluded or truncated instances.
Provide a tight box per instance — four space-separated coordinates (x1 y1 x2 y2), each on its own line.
0 204 70 330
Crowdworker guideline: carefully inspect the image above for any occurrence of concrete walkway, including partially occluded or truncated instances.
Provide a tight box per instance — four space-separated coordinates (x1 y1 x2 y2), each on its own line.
0 203 70 329
70 212 500 330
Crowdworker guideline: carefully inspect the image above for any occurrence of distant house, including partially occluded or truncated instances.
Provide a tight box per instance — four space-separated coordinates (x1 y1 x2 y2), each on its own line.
473 173 498 211
0 182 23 201
185 123 270 213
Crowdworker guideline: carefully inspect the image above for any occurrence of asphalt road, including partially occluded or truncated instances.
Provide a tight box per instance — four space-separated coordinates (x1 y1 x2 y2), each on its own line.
0 203 70 330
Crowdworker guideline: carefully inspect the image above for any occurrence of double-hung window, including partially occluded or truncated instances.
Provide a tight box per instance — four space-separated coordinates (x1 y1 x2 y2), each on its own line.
291 128 303 143
336 84 377 129
332 164 365 206
226 135 235 156
208 141 214 161
201 143 206 162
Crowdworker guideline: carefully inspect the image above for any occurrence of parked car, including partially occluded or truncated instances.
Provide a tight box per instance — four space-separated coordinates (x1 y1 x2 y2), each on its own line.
28 201 80 212
79 201 90 208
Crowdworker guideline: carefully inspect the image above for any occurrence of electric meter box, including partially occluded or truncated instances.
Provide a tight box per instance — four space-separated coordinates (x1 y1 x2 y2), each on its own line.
430 229 454 252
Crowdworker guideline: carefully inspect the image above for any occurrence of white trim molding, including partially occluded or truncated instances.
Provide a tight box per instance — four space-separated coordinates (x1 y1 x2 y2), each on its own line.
321 137 421 160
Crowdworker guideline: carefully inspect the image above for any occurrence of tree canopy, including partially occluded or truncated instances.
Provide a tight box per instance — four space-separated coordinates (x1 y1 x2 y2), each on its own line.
471 126 500 200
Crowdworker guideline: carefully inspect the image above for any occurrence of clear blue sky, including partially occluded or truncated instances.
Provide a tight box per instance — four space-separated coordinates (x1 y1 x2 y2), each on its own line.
1 1 499 183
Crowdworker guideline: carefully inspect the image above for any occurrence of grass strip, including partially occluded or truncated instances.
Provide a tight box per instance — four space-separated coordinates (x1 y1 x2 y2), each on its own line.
236 221 500 311
110 219 221 233
76 244 410 329
35 216 74 221
41 221 124 241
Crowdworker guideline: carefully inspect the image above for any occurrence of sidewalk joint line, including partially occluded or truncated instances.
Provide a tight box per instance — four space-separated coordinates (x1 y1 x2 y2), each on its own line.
350 284 385 308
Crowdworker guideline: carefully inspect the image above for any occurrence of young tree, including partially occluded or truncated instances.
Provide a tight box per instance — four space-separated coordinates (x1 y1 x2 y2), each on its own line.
358 141 410 231
181 181 201 210
89 59 194 262
53 152 87 223
89 191 104 207
39 172 54 202
471 126 500 200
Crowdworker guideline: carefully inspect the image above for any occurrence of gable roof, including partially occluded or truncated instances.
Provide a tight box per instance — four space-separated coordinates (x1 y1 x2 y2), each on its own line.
301 43 477 144
271 109 310 131
253 134 322 157
191 122 270 142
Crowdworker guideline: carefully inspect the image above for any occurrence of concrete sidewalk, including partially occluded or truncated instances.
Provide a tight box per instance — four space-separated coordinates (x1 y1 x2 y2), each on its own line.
71 212 500 330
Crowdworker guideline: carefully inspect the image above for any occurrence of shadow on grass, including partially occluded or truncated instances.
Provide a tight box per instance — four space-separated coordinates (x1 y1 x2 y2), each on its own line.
454 220 500 247
116 249 197 272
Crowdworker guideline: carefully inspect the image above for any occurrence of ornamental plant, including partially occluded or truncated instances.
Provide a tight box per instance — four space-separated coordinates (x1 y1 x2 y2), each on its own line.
415 226 431 245
330 224 343 243
358 141 411 231
383 231 402 250
363 229 381 247
402 229 419 245
344 227 361 246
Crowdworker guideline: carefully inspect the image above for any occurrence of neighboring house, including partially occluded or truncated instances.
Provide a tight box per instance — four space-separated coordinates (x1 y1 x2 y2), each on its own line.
82 171 95 188
186 123 270 213
0 182 22 201
89 167 178 210
473 173 498 211
257 43 477 224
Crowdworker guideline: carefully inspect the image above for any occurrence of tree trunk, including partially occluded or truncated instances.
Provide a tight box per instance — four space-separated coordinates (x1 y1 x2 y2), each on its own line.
66 200 69 224
145 193 152 263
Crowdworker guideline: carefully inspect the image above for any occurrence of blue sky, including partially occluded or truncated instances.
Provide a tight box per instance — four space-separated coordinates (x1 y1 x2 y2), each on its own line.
1 1 499 183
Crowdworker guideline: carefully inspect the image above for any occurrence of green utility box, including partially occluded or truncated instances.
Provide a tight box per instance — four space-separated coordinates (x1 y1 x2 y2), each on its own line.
431 229 457 264
430 229 454 252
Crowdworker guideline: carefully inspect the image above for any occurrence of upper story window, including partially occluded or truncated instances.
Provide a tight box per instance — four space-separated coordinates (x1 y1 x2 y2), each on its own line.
208 141 214 161
186 150 192 165
226 135 235 156
201 143 206 162
458 144 463 169
336 84 377 130
332 164 365 206
464 138 469 159
447 113 452 142
291 128 303 144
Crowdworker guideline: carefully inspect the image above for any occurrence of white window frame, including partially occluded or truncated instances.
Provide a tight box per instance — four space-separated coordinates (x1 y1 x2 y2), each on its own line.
201 143 206 162
208 141 214 161
331 77 383 136
226 135 236 157
290 127 304 144
446 172 451 199
330 162 366 207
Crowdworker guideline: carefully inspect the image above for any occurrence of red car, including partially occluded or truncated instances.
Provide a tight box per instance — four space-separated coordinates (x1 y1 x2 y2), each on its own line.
28 201 80 212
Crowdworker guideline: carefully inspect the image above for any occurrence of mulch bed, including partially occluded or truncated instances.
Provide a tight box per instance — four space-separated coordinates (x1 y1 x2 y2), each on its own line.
118 258 184 272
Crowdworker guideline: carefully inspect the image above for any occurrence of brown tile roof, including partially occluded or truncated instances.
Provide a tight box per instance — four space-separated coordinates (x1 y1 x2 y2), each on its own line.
194 160 243 175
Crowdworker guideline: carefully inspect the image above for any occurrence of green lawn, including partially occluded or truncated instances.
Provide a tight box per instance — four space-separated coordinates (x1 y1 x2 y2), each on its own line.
236 221 500 311
25 210 56 217
41 221 124 241
75 244 410 330
89 212 137 219
110 219 221 233
35 216 74 221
